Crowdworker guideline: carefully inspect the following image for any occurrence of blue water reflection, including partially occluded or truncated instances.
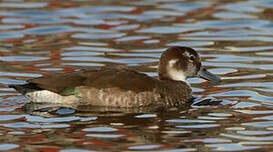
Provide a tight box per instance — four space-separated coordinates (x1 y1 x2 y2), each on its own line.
0 0 272 151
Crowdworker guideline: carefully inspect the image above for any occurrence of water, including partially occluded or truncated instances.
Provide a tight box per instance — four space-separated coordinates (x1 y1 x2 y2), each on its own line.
0 0 273 151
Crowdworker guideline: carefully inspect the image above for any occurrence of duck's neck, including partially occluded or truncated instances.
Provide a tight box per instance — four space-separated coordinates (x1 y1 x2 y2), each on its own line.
159 74 190 86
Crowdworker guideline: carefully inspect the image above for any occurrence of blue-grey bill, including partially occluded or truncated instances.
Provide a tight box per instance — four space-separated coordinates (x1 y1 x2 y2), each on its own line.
198 67 221 82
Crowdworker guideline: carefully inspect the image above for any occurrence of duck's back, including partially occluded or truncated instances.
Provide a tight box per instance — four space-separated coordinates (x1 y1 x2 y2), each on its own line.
11 67 192 107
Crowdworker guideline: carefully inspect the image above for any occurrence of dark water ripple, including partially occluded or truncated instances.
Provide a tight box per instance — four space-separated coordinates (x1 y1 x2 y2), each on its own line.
0 0 272 151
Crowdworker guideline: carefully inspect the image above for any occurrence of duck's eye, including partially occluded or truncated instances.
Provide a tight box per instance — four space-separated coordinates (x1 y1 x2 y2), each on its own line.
189 56 195 61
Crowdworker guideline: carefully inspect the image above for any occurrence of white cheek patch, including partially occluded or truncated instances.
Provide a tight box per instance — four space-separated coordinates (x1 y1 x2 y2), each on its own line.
168 59 178 67
168 68 186 82
168 59 187 82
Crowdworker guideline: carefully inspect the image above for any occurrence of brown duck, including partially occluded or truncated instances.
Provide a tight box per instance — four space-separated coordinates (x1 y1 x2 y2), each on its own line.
10 46 221 107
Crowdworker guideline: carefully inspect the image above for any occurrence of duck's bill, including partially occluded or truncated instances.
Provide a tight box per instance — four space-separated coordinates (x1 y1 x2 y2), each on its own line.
198 67 221 82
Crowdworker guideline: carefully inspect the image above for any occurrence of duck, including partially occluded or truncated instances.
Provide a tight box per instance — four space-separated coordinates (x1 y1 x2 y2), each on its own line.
9 46 221 107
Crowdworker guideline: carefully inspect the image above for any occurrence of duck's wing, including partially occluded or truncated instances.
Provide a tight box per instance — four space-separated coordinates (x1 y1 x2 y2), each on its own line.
27 70 87 93
27 67 158 95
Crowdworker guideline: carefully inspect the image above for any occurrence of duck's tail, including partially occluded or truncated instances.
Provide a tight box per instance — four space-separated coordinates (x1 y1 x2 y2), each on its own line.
9 83 42 95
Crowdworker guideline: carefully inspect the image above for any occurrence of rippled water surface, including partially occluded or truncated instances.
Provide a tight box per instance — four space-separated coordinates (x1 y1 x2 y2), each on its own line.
0 0 273 151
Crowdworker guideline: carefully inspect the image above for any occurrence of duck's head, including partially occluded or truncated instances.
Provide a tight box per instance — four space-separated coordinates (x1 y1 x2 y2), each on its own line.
158 46 221 82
